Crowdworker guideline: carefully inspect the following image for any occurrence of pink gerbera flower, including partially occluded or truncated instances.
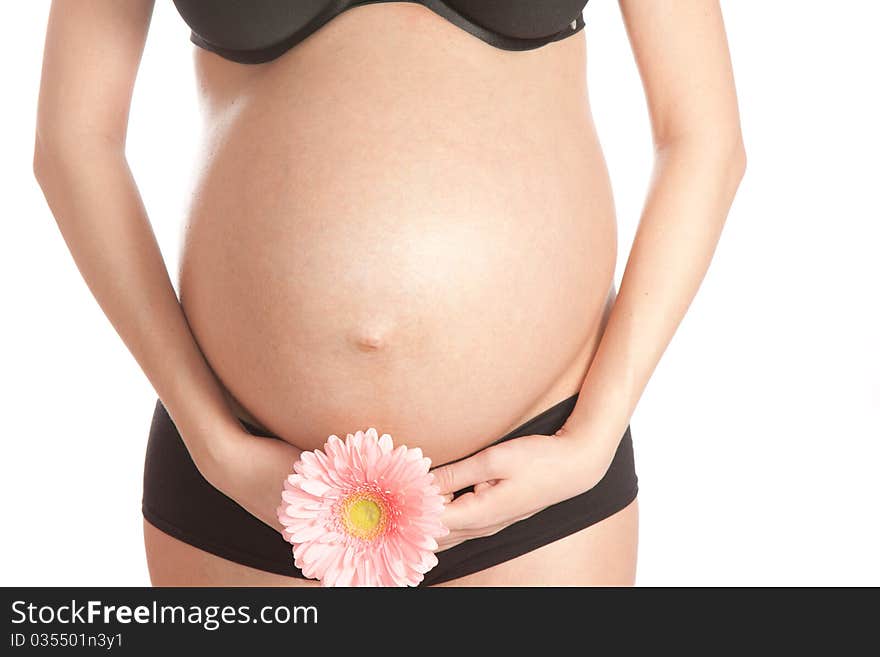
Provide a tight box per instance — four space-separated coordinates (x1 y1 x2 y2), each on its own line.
276 427 449 587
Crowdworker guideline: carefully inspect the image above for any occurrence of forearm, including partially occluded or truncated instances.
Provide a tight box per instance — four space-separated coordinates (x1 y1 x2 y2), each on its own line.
34 138 241 468
565 138 746 447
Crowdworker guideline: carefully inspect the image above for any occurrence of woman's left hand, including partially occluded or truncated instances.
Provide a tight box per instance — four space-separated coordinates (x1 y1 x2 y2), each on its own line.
430 426 617 551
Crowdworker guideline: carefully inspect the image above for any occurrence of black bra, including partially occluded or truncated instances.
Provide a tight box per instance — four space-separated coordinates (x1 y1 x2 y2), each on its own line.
172 0 590 64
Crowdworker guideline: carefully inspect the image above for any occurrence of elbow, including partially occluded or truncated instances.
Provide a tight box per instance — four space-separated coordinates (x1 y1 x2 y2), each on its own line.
657 129 747 182
706 133 748 200
726 133 747 183
33 128 123 191
33 131 77 205
32 134 48 187
32 131 65 190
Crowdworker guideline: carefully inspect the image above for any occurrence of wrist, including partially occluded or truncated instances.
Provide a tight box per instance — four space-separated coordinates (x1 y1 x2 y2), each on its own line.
176 412 246 489
553 422 617 487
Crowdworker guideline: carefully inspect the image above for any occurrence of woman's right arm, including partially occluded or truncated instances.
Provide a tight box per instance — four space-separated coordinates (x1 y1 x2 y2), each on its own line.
33 0 300 530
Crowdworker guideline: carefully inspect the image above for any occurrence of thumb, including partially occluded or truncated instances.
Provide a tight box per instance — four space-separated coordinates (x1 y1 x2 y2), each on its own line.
430 452 491 495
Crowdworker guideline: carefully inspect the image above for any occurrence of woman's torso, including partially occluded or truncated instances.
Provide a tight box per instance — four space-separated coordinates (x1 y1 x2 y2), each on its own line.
177 3 618 465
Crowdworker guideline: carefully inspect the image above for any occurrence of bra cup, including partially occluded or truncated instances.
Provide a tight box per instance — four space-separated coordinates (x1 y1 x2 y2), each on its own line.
172 0 329 51
171 0 590 63
442 0 589 39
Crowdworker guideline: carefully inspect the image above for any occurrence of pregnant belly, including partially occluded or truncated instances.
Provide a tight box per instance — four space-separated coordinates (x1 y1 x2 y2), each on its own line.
177 22 617 465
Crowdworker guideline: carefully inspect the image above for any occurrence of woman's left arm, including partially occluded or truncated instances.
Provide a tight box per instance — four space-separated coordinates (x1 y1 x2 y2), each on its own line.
432 0 747 548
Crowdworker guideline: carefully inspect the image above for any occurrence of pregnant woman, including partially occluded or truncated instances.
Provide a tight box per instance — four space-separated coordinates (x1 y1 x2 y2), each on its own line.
34 1 745 586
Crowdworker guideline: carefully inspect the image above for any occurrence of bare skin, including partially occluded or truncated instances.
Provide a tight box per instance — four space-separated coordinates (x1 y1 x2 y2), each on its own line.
35 1 743 586
179 6 618 462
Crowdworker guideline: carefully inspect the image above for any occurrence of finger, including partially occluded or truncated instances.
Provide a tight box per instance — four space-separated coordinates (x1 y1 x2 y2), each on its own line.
437 522 509 552
473 480 494 494
440 481 510 531
441 492 454 504
431 451 493 495
439 491 479 531
435 534 468 553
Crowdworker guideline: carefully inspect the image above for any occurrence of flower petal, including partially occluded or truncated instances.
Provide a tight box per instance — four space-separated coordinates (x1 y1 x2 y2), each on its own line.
334 546 358 587
288 523 327 543
299 478 333 497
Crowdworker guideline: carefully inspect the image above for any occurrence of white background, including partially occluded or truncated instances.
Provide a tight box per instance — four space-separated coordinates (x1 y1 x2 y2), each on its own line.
2 2 878 586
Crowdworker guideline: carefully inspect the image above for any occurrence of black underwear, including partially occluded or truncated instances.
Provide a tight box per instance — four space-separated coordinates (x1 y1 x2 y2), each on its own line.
142 392 638 586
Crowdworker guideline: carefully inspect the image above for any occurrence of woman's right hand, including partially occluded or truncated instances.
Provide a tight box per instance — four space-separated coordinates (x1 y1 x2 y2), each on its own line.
196 425 303 534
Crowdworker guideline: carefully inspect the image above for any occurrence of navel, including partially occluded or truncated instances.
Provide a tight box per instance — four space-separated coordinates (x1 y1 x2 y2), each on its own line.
350 321 393 351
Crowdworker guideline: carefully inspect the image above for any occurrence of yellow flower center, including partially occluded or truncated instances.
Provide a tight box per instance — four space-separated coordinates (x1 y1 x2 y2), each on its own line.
342 495 385 540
